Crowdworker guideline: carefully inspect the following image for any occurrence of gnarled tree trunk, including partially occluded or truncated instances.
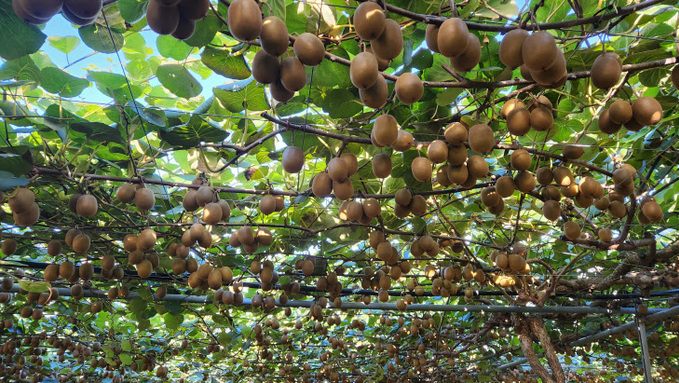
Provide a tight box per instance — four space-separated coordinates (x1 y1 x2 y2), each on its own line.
512 313 565 383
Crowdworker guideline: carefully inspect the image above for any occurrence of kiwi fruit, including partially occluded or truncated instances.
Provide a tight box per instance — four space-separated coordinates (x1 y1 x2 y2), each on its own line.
608 100 633 125
65 228 82 247
499 29 528 69
510 149 531 171
182 190 199 211
195 185 214 207
259 16 289 57
282 146 304 173
12 0 51 24
607 200 627 218
218 200 231 220
530 106 553 131
437 18 469 58
72 234 90 254
146 0 180 35
135 187 156 211
280 57 307 92
450 33 481 72
393 130 415 152
506 107 530 136
251 50 280 85
394 188 412 207
353 2 385 41
136 260 153 279
44 264 59 282
79 262 94 281
541 185 561 201
340 153 358 176
495 175 515 197
632 96 663 126
468 124 495 153
333 178 354 200
350 52 379 90
561 183 579 198
327 157 349 182
372 114 398 147
76 194 98 218
480 187 500 207
444 122 467 145
345 201 363 221
562 144 584 160
563 221 581 241
371 19 403 61
553 166 573 187
14 203 39 226
409 195 427 216
522 31 557 72
312 172 333 198
203 202 222 224
612 167 634 186
61 3 98 25
189 223 204 242
372 153 392 178
672 65 679 88
540 200 561 221
444 145 465 167
598 108 622 134
270 78 295 102
116 183 136 204
59 261 75 280
641 199 662 222
624 117 644 132
227 0 262 41
359 74 388 108
395 73 424 104
447 164 469 185
514 171 536 193
1 239 17 256
47 239 62 256
427 140 448 164
259 195 277 215
20 0 65 20
500 99 525 118
594 197 610 210
9 187 35 214
177 0 208 20
531 50 567 86
436 165 452 186
425 24 440 52
294 33 325 66
535 166 553 186
67 193 81 213
597 228 613 242
64 0 102 19
411 157 432 182
488 198 505 215
590 53 622 90
467 155 488 179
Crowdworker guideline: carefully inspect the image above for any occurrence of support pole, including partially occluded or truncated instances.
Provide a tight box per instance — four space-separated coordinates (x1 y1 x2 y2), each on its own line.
637 315 654 383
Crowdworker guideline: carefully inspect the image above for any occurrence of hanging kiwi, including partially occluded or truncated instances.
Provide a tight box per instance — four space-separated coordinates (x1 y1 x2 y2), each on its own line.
598 109 622 134
359 74 388 108
427 140 448 164
227 0 263 42
530 105 553 131
395 73 424 104
510 149 531 171
371 19 403 61
259 16 289 57
350 52 379 90
280 57 307 92
425 24 440 53
294 33 325 66
146 0 180 35
437 18 469 58
252 50 280 85
64 0 102 20
372 114 398 147
353 1 385 41
590 52 622 90
631 97 663 126
521 31 558 72
282 146 304 173
468 124 495 153
372 154 392 179
506 107 531 136
608 99 633 125
450 33 481 72
499 29 529 69
411 157 432 182
444 122 467 145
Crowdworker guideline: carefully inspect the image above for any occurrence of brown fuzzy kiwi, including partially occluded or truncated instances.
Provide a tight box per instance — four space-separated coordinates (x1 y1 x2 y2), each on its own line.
562 144 584 160
411 157 432 182
608 100 633 125
394 188 412 206
259 16 289 57
47 239 62 256
530 50 567 86
72 234 91 254
425 24 440 53
553 166 573 187
359 74 388 108
189 223 204 243
59 261 75 280
372 114 398 147
238 226 256 246
437 165 452 186
208 269 223 289
563 221 581 241
22 0 67 20
672 65 679 89
510 149 531 171
499 29 529 69
371 19 403 61
79 262 94 281
541 185 561 201
12 0 51 24
13 202 39 226
333 178 354 200
136 260 153 279
177 0 208 20
450 33 481 72
468 124 495 153
612 167 634 186
500 99 525 118
345 201 363 221
409 195 427 216
437 18 469 58
542 200 561 221
353 2 385 41
641 199 662 222
65 228 82 248
1 239 17 256
598 108 622 134
506 107 531 136
44 264 59 282
350 52 379 90
363 198 381 218
171 15 196 40
529 106 553 131
444 122 467 145
535 166 553 186
280 57 307 92
146 0 180 35
312 173 333 198
520 64 534 81
395 73 424 104
203 202 222 225
116 183 137 204
624 117 644 132
62 4 98 25
488 198 505 215
514 171 536 193
76 194 98 218
135 188 155 211
495 175 515 197
467 155 488 179
9 187 35 214
521 31 558 71
218 199 231 220
372 153 392 178
447 144 467 166
632 97 663 126
227 0 262 41
590 53 622 90
447 165 468 185
252 50 280 85
183 190 199 212
67 193 81 213
561 183 579 198
270 79 295 102
598 228 613 242
282 146 304 173
575 193 593 208
480 187 500 207
594 196 610 210
327 157 349 182
427 140 448 164
340 153 358 176
294 33 325 66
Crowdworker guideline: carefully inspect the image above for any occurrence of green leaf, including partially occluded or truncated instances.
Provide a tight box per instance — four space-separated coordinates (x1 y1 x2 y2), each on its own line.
157 35 192 61
183 14 221 47
213 79 269 113
118 0 147 23
129 298 147 315
18 280 51 293
121 339 132 352
163 312 184 330
70 122 125 144
0 0 46 60
119 353 133 365
159 115 228 148
0 146 33 176
79 23 124 53
268 0 286 19
47 36 80 54
0 56 41 83
0 171 28 190
40 67 90 97
156 64 203 99
201 47 251 80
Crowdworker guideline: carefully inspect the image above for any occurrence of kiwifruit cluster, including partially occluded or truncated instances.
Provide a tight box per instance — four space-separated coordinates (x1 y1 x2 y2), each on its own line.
563 221 581 241
64 228 91 254
120 229 160 279
394 72 424 104
590 52 623 90
182 185 231 224
370 114 414 151
258 194 285 215
338 198 381 223
598 97 663 134
249 260 279 290
146 0 209 40
115 183 156 211
409 235 440 258
228 225 272 254
501 30 568 88
479 186 504 215
430 17 481 72
311 153 358 200
354 2 402 62
67 193 98 218
7 187 39 226
491 249 529 276
281 146 304 173
43 258 96 285
179 223 213 249
392 188 427 218
187 262 233 290
501 96 554 135
12 0 102 26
